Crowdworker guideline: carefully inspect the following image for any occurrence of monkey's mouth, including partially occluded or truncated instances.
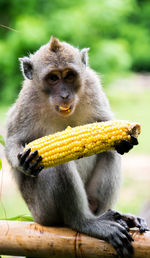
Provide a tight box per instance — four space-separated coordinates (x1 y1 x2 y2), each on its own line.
56 105 73 116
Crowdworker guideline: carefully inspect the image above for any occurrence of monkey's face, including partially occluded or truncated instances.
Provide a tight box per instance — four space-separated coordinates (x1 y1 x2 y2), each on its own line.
19 37 89 117
43 68 81 117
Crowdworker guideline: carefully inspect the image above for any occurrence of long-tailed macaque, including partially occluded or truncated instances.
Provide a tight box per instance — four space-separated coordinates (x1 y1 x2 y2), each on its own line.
6 37 148 257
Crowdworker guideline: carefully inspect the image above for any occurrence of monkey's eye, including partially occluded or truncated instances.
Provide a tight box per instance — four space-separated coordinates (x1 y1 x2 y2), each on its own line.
64 71 76 82
47 74 59 83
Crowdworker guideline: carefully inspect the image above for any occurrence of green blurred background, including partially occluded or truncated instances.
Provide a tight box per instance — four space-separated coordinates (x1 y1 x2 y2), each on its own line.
0 0 150 222
0 0 150 104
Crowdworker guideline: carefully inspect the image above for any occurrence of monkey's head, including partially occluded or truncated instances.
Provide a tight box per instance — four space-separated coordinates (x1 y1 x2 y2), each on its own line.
19 37 89 117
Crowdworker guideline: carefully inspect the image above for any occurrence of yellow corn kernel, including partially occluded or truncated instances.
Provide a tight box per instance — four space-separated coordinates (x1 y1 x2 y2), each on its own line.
24 120 141 168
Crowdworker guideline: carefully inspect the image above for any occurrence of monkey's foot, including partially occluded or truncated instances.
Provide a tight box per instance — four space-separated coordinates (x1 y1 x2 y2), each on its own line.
100 209 149 233
18 148 44 177
115 135 138 155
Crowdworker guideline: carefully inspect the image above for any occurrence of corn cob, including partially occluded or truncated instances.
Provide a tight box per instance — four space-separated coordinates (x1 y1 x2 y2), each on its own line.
25 120 141 168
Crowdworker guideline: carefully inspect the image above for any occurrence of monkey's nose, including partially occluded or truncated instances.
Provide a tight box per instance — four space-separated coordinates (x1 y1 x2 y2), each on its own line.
60 93 69 100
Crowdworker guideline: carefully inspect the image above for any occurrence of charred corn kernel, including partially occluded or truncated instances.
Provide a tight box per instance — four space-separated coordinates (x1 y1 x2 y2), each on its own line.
24 120 141 168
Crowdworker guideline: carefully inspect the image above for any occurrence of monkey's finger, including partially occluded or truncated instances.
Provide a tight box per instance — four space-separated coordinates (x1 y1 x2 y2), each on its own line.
117 232 134 257
29 156 43 171
109 237 124 257
121 214 148 232
114 141 125 155
115 140 133 155
120 226 134 242
120 139 133 153
109 230 133 258
19 148 31 165
117 219 130 231
100 209 122 221
136 217 149 233
17 153 22 161
32 165 44 176
130 135 138 145
23 150 39 170
122 241 133 258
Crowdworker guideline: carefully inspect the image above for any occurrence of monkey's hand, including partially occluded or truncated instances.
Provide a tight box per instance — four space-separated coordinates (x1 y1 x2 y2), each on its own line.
100 209 149 233
17 148 44 177
115 135 138 155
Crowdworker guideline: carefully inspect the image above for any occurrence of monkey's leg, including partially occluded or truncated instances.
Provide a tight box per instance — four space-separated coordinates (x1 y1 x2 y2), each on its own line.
20 161 133 257
19 166 65 226
18 161 91 226
41 162 133 257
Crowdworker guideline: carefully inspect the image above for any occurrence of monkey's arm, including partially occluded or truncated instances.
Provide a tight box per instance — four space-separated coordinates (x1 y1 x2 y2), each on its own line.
86 150 148 231
86 151 121 214
5 136 24 170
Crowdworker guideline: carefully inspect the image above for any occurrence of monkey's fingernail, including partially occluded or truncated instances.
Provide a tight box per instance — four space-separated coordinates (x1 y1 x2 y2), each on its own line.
25 148 31 154
37 155 42 162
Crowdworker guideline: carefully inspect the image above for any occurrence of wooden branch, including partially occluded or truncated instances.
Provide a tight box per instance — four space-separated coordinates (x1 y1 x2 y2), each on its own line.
0 220 150 257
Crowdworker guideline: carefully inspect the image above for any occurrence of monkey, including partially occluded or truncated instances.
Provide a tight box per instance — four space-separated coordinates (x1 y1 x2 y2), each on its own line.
5 37 148 257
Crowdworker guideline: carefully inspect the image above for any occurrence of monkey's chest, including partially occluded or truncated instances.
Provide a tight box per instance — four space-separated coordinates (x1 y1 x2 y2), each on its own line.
75 155 97 184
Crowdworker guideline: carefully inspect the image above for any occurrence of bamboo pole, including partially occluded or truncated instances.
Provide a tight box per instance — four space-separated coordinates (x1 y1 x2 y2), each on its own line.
0 220 150 257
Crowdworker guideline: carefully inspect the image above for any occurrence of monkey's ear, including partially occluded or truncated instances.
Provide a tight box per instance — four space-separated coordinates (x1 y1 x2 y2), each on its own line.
49 36 61 52
19 57 33 80
80 48 90 66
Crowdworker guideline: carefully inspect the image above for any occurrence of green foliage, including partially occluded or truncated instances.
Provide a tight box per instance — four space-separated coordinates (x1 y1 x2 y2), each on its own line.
0 214 34 221
0 0 150 104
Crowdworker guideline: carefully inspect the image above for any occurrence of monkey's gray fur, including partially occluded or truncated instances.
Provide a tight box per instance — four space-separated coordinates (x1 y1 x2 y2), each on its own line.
5 37 148 257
